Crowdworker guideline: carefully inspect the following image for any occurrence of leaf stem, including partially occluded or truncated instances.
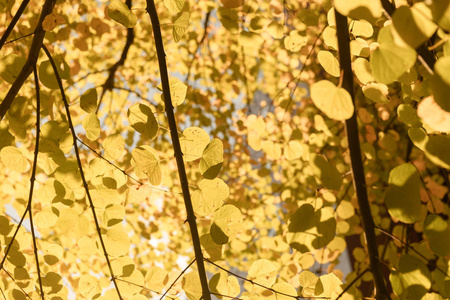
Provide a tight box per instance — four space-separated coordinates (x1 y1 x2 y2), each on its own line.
145 1 211 299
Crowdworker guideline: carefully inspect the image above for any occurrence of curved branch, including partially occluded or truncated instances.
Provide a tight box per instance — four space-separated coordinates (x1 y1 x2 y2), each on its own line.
145 2 211 300
41 45 124 300
28 65 44 299
0 0 31 51
334 11 390 300
97 0 135 113
0 0 56 121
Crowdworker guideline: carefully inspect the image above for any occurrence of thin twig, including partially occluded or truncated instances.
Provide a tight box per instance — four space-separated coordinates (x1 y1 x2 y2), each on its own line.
0 0 56 121
0 0 31 51
159 259 196 300
41 44 124 300
146 2 212 299
28 65 45 299
336 268 369 300
204 258 329 300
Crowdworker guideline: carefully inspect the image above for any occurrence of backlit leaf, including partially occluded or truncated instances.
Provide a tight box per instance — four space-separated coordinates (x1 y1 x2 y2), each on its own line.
385 163 422 224
370 27 417 84
209 272 240 299
334 0 382 22
287 204 336 253
0 146 28 173
182 272 202 300
145 266 169 292
430 56 450 112
390 254 432 299
391 3 437 49
107 0 137 28
164 0 185 13
299 270 319 296
310 80 354 121
103 226 131 257
192 178 229 216
173 12 189 43
0 53 26 84
199 138 223 179
127 103 159 140
309 154 343 190
180 127 210 161
103 133 125 160
131 145 162 185
211 205 243 245
82 113 101 141
317 50 340 77
42 12 65 32
423 214 450 256
248 259 277 286
80 88 98 113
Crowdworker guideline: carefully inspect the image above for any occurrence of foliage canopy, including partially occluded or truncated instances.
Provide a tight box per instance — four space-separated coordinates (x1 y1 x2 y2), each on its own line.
1 0 450 299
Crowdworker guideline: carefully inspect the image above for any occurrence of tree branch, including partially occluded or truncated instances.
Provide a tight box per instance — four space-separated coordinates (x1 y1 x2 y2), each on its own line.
41 45 124 300
334 11 390 300
28 65 44 300
97 0 135 113
0 0 56 121
0 0 31 51
145 2 211 300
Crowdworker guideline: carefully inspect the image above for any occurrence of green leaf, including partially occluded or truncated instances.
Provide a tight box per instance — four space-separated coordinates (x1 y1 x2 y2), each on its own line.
353 57 374 84
180 127 210 161
423 214 450 256
82 113 101 141
103 133 125 160
192 178 229 216
80 88 98 113
107 0 137 28
131 146 162 186
127 103 159 140
390 254 432 300
385 163 422 224
370 27 417 84
173 12 189 43
362 82 389 103
409 128 450 169
317 50 340 77
350 19 373 38
391 3 437 49
310 80 354 121
397 104 422 128
209 272 240 299
0 146 28 173
182 272 203 300
0 53 26 84
334 0 382 22
164 0 185 13
431 0 450 31
287 204 336 253
430 56 450 112
199 138 224 179
322 26 338 50
211 205 243 245
309 154 343 190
